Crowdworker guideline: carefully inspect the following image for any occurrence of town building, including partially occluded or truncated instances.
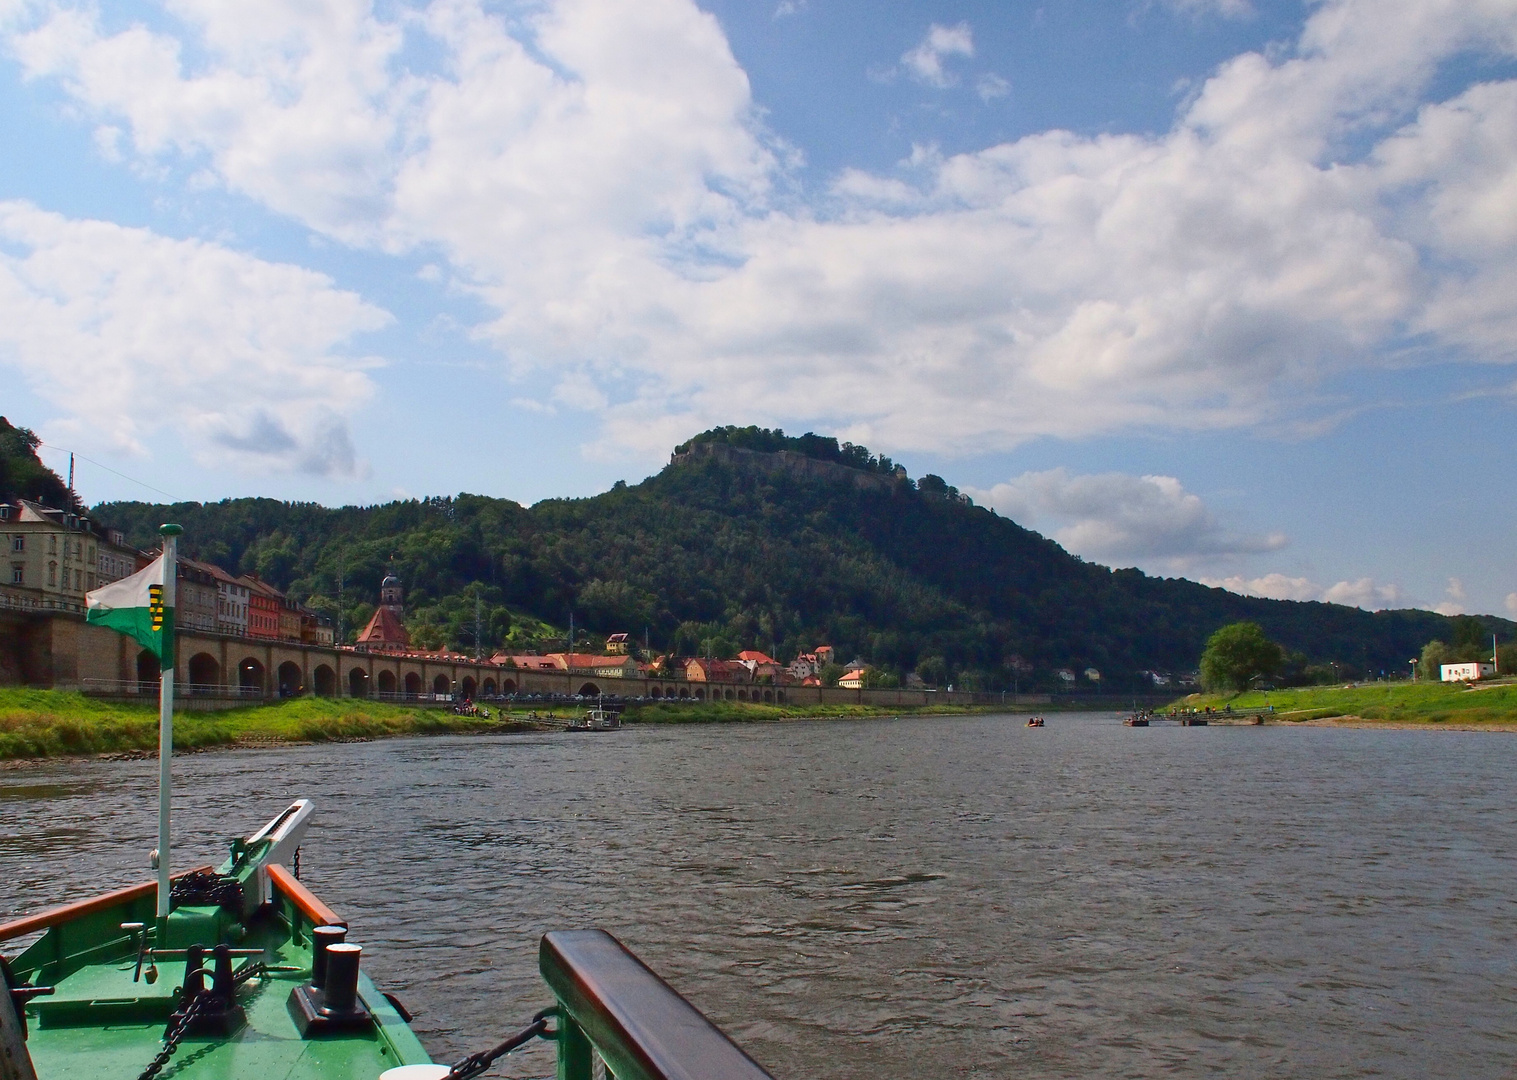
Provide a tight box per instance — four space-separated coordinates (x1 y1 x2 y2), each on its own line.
545 653 641 679
605 633 630 654
177 558 221 633
0 500 137 613
1442 662 1495 682
244 576 283 640
685 658 751 683
839 668 867 689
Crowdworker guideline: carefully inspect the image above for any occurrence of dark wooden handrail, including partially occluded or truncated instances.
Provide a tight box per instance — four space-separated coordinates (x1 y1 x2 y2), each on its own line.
0 867 213 942
540 930 774 1080
267 864 345 929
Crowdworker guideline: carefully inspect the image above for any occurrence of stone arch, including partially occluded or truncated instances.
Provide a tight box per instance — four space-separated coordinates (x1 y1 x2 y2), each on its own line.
349 667 370 697
404 672 421 697
694 687 706 701
137 649 160 690
461 676 477 699
501 678 516 695
724 688 734 700
763 689 774 703
238 657 265 696
678 687 688 699
433 674 451 695
187 652 219 692
649 686 661 698
313 664 336 697
736 689 747 701
483 678 496 697
277 661 303 697
377 670 397 695
577 682 600 698
775 690 785 704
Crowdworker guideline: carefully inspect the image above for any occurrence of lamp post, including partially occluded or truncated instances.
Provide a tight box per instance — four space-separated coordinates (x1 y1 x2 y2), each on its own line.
1409 658 1418 682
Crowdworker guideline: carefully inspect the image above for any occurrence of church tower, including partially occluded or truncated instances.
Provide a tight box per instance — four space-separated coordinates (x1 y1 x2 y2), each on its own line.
381 570 403 613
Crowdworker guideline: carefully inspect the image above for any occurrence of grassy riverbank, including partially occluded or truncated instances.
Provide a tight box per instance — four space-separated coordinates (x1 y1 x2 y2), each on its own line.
1173 679 1517 727
0 690 997 759
0 690 518 760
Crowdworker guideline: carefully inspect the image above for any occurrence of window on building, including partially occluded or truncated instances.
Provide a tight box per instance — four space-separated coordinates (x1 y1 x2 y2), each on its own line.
10 566 21 585
47 562 56 586
49 535 57 554
11 537 21 552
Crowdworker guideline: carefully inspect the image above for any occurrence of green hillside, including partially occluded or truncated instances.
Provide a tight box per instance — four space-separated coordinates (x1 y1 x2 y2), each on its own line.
94 426 1508 692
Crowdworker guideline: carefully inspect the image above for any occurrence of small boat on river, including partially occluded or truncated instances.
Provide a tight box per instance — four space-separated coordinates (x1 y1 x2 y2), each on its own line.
1123 714 1149 727
1025 716 1045 727
566 704 621 732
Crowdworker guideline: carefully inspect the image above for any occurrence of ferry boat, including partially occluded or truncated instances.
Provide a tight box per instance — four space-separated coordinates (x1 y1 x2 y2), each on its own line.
1123 714 1149 727
566 704 621 732
0 800 772 1080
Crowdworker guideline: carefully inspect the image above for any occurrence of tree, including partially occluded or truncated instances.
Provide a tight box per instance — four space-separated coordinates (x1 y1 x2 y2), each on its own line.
1419 640 1449 681
817 663 844 687
1199 622 1283 693
916 655 947 687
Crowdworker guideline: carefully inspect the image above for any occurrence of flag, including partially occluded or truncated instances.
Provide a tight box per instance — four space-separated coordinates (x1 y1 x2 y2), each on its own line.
86 553 174 668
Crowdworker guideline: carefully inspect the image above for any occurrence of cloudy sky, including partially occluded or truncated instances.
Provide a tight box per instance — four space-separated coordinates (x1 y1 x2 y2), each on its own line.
2 0 1514 618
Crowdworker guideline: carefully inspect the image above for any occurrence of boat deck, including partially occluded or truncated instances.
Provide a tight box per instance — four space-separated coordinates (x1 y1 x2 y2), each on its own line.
22 917 426 1080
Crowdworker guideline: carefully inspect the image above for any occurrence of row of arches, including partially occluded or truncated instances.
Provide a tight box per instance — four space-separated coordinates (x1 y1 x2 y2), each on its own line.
163 651 509 700
143 651 783 703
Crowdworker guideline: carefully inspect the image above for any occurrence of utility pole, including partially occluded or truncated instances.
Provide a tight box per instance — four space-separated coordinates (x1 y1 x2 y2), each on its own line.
68 453 74 497
336 550 345 645
1495 634 1500 675
474 592 482 662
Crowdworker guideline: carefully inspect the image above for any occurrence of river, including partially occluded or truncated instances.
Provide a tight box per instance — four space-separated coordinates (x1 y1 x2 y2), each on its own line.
3 712 1515 1078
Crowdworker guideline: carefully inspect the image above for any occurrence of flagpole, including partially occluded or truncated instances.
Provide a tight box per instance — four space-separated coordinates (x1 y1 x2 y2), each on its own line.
156 524 181 920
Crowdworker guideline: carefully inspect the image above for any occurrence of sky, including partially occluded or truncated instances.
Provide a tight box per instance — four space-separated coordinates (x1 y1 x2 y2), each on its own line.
1 0 1514 620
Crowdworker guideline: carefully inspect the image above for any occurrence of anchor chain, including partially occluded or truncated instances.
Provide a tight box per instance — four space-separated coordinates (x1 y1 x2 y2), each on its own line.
444 1007 557 1080
136 990 211 1080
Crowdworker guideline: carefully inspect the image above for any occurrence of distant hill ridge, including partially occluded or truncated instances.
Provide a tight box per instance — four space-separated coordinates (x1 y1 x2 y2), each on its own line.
91 425 1512 690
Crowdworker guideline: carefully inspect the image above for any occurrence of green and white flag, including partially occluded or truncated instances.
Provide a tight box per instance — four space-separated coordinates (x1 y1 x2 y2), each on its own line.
86 554 174 668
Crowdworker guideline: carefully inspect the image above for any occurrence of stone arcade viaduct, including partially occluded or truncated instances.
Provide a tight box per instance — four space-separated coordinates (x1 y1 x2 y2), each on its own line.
4 614 1033 708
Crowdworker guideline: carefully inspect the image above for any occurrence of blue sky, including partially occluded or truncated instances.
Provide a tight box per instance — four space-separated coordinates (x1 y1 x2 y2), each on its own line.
1 0 1514 619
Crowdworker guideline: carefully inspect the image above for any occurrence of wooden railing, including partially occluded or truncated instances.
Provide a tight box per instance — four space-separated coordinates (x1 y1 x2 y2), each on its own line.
267 864 344 931
0 867 213 942
539 930 773 1080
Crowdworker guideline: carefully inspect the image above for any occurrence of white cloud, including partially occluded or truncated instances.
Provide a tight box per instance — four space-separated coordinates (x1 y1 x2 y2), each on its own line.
967 468 1286 569
0 201 388 475
1507 592 1517 617
1203 573 1407 610
12 0 1517 464
976 73 1010 103
1161 0 1255 19
901 23 974 89
1433 576 1468 616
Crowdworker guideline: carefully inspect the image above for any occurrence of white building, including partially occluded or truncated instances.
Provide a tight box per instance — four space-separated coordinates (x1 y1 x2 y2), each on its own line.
1441 662 1495 682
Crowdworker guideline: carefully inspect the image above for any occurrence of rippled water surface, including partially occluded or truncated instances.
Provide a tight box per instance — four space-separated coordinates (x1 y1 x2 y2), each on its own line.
4 713 1516 1078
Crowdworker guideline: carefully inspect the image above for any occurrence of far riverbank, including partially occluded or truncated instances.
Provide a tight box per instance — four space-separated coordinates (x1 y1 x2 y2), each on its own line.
1171 679 1517 728
0 689 998 762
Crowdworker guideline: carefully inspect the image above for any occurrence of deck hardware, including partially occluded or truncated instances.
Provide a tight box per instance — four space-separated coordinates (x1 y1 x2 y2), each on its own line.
287 941 373 1036
311 924 347 989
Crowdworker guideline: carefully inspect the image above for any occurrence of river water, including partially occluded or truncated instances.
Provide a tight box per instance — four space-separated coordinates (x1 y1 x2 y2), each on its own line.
3 713 1516 1079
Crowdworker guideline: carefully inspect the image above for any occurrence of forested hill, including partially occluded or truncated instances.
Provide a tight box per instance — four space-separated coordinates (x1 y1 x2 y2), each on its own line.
95 427 1503 690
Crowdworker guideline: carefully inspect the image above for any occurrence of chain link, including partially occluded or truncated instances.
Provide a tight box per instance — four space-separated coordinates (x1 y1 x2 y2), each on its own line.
137 991 210 1080
444 1008 557 1080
